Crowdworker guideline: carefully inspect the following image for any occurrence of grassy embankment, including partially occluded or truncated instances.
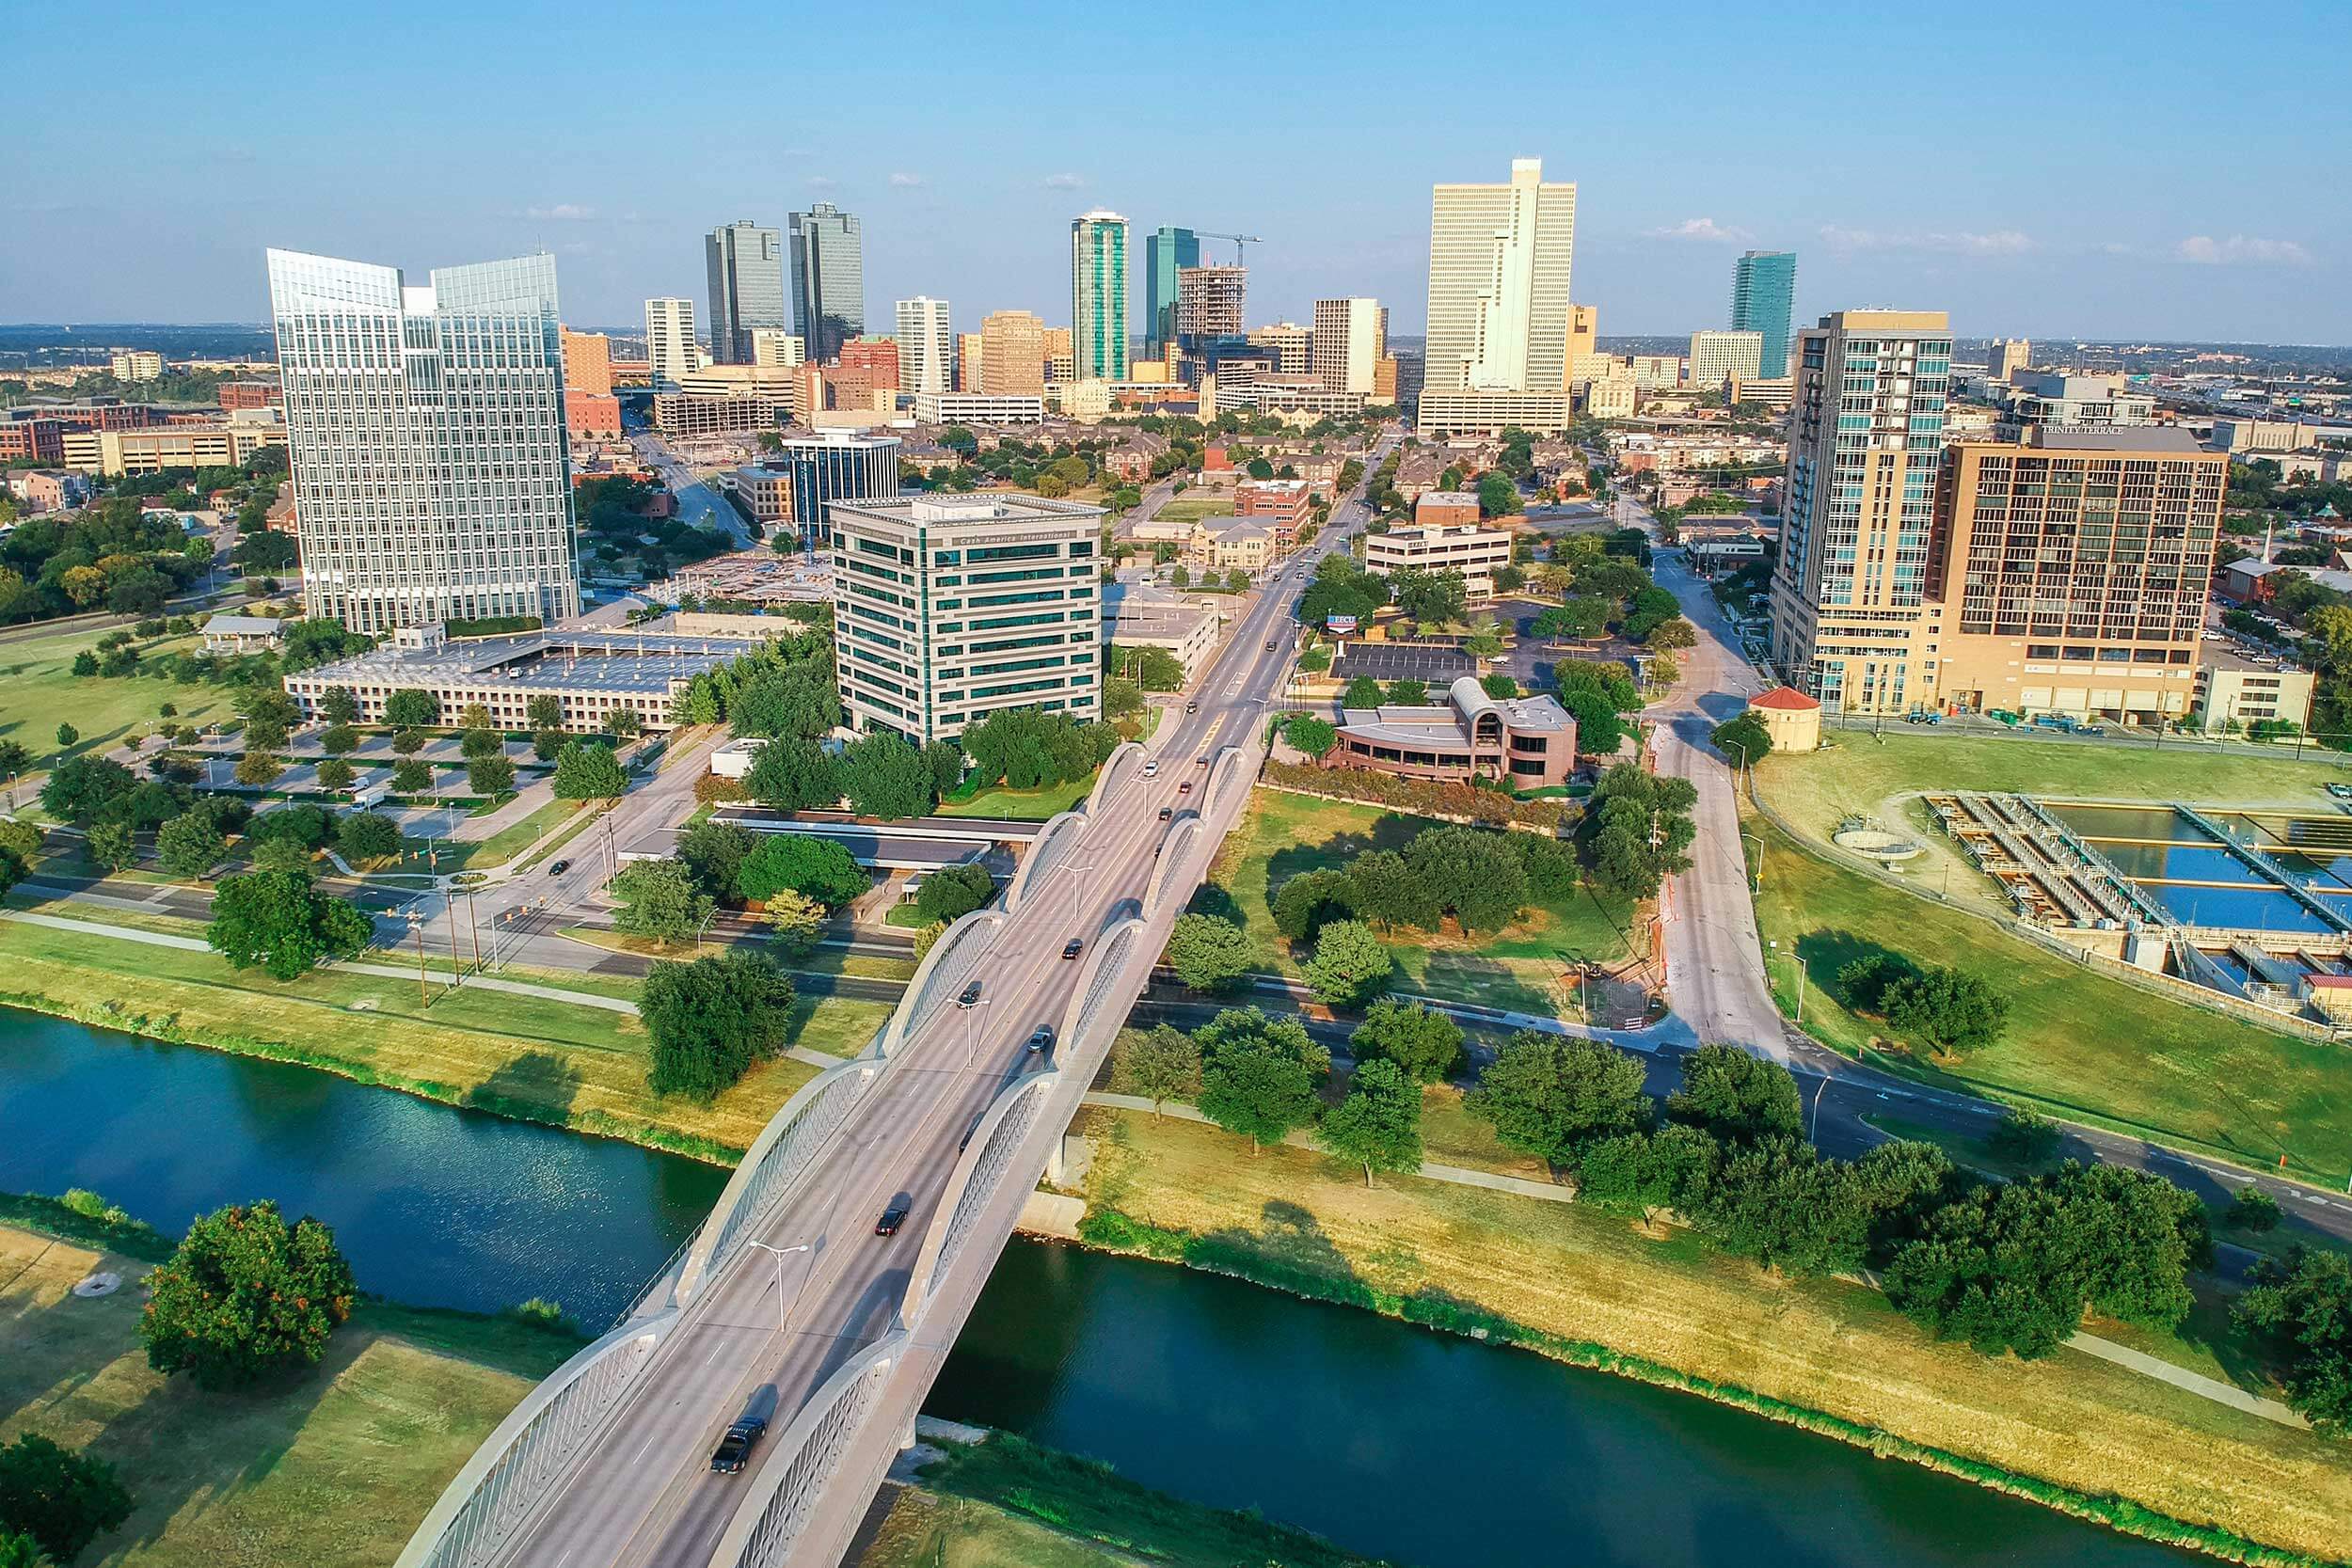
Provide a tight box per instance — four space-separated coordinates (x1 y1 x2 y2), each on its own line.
0 622 239 763
0 913 856 1162
1073 1106 2352 1566
934 774 1094 820
1193 788 1637 1013
853 1433 1402 1568
0 1217 577 1568
1746 737 2352 1188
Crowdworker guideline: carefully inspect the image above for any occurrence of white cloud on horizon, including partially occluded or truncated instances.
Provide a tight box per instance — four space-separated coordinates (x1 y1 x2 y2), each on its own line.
1645 216 1751 244
888 171 924 188
1819 225 2034 256
2175 234 2314 266
805 175 837 191
524 203 596 221
1041 172 1086 190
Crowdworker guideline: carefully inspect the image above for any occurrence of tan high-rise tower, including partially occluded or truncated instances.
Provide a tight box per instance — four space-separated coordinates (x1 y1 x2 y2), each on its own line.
1419 156 1577 436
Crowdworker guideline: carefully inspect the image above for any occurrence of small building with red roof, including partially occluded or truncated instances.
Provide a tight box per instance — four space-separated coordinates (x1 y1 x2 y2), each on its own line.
1746 685 1821 753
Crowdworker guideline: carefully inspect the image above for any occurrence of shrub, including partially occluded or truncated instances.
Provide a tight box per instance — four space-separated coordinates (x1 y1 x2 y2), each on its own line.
140 1199 357 1386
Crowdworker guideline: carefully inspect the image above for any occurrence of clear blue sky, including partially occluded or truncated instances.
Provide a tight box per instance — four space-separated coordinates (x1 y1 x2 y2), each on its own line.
8 0 2346 345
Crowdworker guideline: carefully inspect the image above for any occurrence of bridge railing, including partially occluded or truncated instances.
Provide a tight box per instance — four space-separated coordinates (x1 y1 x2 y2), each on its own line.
1084 741 1145 817
1058 915 1148 1051
898 1068 1060 1325
1004 809 1087 914
675 1050 884 1307
710 1330 909 1568
878 908 1004 1059
1205 743 1250 816
394 1308 678 1568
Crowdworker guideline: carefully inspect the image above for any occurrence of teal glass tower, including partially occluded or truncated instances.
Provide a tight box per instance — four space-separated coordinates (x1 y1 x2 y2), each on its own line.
1145 226 1199 356
1730 250 1797 378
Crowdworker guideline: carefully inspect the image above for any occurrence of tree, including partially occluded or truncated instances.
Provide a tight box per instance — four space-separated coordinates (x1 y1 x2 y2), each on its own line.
2225 1187 2282 1234
156 810 227 879
1104 675 1146 719
1468 1031 1653 1165
40 755 134 824
233 751 284 787
915 863 994 923
1709 711 1773 767
383 689 439 727
460 726 503 760
739 834 867 908
1881 967 2010 1056
140 1199 356 1387
0 1530 43 1568
2235 1246 2352 1433
1643 616 1696 650
72 649 98 676
1199 1033 1323 1155
1405 826 1528 935
335 811 401 863
1341 675 1385 709
390 758 434 794
609 859 713 945
551 741 627 800
319 687 360 725
1117 1023 1202 1116
1665 1043 1803 1144
1349 998 1464 1084
466 754 516 795
1302 920 1392 1009
1344 850 1438 931
310 757 352 793
87 819 137 871
835 732 934 819
1476 470 1518 518
1165 912 1253 993
0 817 40 864
1318 1058 1423 1187
532 728 567 762
604 707 644 739
1580 764 1697 899
1386 677 1430 705
677 820 755 902
1272 867 1357 942
526 694 564 730
641 950 795 1100
744 736 839 811
0 1433 133 1563
1480 673 1518 699
761 888 827 958
205 869 373 979
1284 715 1338 760
390 726 428 755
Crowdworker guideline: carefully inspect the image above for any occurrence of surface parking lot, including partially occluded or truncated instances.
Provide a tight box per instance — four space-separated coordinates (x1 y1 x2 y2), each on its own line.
1331 642 1474 685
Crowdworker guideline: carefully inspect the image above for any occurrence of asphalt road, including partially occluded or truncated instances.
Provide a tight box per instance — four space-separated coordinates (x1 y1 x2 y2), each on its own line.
477 440 1391 1568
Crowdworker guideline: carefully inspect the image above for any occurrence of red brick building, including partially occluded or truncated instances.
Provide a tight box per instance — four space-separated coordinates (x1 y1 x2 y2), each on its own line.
1413 490 1481 529
837 338 900 392
1236 478 1312 550
565 390 622 436
217 380 281 410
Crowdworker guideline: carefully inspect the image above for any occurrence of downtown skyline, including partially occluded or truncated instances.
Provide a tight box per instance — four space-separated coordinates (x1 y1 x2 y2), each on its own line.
5 0 2347 344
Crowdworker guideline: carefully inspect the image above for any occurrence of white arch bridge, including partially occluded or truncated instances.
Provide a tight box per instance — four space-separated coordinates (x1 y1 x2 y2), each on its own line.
398 726 1271 1568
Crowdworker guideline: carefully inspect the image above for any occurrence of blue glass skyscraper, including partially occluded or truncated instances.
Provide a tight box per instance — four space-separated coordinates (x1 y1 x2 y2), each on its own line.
1145 226 1199 357
1730 250 1797 378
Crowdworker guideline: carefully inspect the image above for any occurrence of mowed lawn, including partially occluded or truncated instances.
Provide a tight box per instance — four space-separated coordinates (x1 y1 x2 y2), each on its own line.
1759 731 2344 842
0 1225 570 1568
0 915 820 1158
1192 788 1636 1015
0 623 239 761
935 774 1093 820
1155 494 1235 525
1078 1108 2352 1565
1749 819 2352 1186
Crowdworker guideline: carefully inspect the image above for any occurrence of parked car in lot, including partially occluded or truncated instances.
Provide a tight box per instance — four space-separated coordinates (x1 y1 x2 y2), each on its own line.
710 1418 768 1474
1903 711 1941 725
2326 783 2352 801
874 1200 910 1236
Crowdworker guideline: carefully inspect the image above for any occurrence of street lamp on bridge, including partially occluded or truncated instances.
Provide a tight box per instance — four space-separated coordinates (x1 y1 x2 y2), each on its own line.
741 1241 814 1335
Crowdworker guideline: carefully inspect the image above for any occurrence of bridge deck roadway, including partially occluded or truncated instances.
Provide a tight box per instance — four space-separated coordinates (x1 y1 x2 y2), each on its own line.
481 446 1391 1568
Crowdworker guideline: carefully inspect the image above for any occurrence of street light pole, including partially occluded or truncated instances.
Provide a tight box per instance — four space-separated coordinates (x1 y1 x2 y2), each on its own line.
963 997 994 1066
695 908 719 954
1741 831 1763 895
741 1241 813 1335
1809 1071 1831 1141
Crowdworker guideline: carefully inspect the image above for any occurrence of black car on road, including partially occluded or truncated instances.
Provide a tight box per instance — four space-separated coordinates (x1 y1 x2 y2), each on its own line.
1062 937 1084 958
957 980 982 1006
1026 1023 1056 1053
875 1200 911 1236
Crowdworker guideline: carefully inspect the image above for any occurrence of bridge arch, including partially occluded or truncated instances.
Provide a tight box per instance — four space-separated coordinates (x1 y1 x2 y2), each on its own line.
898 1068 1060 1326
708 1329 909 1568
1084 741 1146 817
1204 743 1252 817
1143 817 1203 919
1003 808 1087 914
878 908 1004 1059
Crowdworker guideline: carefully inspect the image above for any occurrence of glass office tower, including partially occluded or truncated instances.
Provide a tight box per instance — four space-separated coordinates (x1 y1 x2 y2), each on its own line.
1730 250 1798 379
788 203 865 362
1070 210 1129 381
1145 225 1199 357
705 221 787 364
266 248 579 635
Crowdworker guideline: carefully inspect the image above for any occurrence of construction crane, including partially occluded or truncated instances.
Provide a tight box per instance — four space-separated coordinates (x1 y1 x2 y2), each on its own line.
1195 230 1264 266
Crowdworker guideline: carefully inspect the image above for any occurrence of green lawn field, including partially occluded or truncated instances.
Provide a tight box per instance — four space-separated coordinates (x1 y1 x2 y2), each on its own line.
0 623 239 763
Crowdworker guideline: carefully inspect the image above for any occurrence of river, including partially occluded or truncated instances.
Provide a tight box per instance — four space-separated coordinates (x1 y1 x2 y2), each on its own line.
0 1010 2203 1567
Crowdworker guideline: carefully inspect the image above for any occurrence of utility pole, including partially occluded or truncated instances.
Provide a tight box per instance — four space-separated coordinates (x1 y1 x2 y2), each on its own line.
410 911 428 1006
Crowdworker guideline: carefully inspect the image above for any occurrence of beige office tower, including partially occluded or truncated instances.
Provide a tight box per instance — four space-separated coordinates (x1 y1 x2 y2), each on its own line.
1419 156 1576 435
895 296 952 397
750 327 804 370
979 310 1046 397
1249 322 1312 376
1768 309 1954 715
560 327 612 396
1931 429 2226 721
956 332 985 392
1987 338 2032 384
1565 303 1597 382
1313 298 1387 394
644 296 697 388
1041 325 1074 383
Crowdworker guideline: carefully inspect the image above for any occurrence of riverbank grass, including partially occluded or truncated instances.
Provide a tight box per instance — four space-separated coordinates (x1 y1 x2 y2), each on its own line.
0 1223 570 1568
868 1433 1399 1568
1748 816 2352 1187
1076 1105 2352 1564
1197 788 1637 1013
0 915 825 1161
